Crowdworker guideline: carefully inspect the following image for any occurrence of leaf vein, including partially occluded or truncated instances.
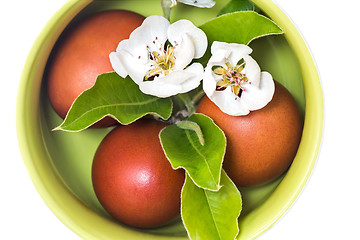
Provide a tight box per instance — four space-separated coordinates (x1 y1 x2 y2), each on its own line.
184 130 217 187
64 97 160 126
204 190 222 239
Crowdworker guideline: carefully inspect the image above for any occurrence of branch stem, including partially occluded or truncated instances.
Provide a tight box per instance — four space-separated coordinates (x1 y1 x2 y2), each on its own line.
161 0 174 21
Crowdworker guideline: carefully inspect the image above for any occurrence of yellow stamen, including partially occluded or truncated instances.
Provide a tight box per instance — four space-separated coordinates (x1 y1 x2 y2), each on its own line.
216 79 228 89
236 64 244 72
212 59 248 96
213 67 226 75
232 85 241 96
145 45 176 81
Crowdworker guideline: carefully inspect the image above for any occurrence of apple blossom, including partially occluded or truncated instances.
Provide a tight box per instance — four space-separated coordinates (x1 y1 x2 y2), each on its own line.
110 15 207 98
203 41 275 116
170 0 216 8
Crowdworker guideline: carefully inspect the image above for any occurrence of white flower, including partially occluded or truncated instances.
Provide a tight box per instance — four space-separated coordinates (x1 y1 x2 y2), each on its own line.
171 0 216 8
203 41 275 116
110 15 207 98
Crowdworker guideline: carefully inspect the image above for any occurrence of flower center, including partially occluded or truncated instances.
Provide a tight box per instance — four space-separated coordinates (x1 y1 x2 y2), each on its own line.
145 40 176 81
213 60 248 97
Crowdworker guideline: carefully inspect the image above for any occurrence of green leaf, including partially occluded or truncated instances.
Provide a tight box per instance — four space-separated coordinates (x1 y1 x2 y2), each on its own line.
160 113 226 191
181 170 242 240
200 11 283 45
54 72 173 132
176 120 205 146
218 0 260 16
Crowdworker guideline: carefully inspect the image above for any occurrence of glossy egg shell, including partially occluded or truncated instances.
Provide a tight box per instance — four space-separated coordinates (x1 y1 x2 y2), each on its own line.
46 10 145 127
197 81 303 187
92 119 185 228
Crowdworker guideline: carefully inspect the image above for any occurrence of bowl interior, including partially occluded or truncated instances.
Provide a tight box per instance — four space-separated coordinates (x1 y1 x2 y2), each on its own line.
18 0 322 239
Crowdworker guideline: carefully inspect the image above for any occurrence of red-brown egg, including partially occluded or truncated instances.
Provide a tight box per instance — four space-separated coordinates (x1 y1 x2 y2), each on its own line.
46 10 145 127
197 81 303 187
92 119 185 228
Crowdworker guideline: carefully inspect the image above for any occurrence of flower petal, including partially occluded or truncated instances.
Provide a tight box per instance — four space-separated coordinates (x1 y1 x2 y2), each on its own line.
207 49 229 69
115 39 129 52
129 15 170 54
211 41 252 66
179 63 204 93
116 39 149 64
109 52 128 78
139 63 203 98
210 88 250 116
241 71 275 111
167 19 207 59
203 65 218 97
173 33 195 71
177 0 216 8
110 50 150 85
243 55 261 87
140 80 182 98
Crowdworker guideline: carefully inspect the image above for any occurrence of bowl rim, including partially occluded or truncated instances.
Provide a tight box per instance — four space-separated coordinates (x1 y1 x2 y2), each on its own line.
238 0 324 239
16 0 324 239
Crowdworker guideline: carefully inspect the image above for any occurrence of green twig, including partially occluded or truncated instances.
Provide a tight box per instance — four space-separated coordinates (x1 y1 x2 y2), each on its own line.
161 0 174 21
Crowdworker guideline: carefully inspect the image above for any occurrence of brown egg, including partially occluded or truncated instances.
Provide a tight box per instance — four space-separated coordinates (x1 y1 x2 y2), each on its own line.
197 81 303 187
92 119 185 228
46 10 145 127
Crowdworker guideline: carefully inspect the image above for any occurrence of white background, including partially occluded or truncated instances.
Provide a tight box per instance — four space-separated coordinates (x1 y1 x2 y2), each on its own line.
1 0 359 239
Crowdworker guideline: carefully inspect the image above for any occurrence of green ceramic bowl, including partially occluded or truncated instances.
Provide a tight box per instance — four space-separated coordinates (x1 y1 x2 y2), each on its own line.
16 0 323 239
